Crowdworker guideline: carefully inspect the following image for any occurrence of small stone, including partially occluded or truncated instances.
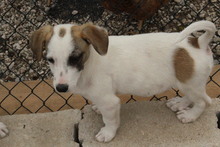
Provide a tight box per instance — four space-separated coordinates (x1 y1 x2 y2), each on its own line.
199 13 205 18
9 62 14 70
31 9 36 13
72 10 78 15
216 48 220 56
15 77 20 82
206 17 212 21
2 34 6 39
36 15 44 21
0 53 4 58
217 30 220 36
20 67 26 73
174 0 182 3
213 60 219 65
13 43 21 50
45 7 50 12
39 71 44 75
8 49 15 57
182 19 187 23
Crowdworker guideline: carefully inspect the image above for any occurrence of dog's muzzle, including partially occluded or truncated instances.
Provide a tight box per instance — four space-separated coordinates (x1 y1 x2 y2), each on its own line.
56 84 69 92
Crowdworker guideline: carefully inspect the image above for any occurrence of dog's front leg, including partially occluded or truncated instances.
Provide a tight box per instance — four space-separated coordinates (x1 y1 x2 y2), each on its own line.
95 94 120 142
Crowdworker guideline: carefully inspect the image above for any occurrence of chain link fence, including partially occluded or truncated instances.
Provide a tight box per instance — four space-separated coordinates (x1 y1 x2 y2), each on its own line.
0 0 219 115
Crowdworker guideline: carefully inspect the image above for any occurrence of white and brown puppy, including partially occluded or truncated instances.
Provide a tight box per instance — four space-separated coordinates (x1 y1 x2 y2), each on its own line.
30 21 216 142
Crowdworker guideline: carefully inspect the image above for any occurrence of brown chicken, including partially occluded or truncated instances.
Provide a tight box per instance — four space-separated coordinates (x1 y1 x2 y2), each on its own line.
102 0 169 30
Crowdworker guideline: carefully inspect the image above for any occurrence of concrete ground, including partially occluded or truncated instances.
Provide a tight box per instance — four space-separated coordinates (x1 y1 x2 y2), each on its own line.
0 109 81 147
79 99 220 147
0 99 220 147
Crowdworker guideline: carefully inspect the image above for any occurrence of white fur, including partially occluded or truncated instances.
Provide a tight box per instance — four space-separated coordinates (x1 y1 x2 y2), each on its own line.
47 24 81 89
45 21 216 142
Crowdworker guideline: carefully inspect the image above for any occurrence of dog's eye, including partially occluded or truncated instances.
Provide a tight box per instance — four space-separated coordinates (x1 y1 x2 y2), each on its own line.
68 53 83 66
47 58 54 64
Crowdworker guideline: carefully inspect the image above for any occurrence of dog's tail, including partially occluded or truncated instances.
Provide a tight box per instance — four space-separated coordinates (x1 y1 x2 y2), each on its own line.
176 21 217 49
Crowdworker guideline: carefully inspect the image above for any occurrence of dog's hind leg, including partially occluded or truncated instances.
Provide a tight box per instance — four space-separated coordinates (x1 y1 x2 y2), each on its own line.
94 94 120 142
175 82 212 123
166 96 192 112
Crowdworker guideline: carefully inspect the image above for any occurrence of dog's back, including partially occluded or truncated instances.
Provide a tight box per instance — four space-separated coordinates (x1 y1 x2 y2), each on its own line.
101 33 178 96
86 21 216 97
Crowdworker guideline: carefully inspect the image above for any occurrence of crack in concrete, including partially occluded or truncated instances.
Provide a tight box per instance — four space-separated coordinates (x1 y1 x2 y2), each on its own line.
74 123 83 147
216 112 220 129
74 112 84 147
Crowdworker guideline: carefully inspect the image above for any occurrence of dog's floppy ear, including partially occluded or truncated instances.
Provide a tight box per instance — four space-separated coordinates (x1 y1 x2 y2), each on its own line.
30 25 53 61
81 24 109 55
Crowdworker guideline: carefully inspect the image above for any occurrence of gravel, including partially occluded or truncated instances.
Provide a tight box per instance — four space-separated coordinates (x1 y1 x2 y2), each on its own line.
0 0 219 82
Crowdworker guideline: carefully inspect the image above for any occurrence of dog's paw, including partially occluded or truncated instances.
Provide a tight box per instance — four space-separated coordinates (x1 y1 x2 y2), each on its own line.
166 97 191 112
0 122 8 138
92 105 101 114
95 127 116 142
176 109 197 123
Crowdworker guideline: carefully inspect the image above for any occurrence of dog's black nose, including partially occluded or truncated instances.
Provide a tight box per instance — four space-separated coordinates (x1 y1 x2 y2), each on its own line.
56 84 68 92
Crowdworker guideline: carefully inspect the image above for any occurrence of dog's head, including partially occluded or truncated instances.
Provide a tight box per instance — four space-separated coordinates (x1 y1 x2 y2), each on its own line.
30 23 108 92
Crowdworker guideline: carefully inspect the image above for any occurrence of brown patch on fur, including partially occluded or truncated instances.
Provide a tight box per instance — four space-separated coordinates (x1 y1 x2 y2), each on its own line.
30 25 53 61
81 23 109 55
71 25 90 65
71 23 109 64
174 48 194 83
188 37 200 48
59 28 66 37
72 23 108 54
